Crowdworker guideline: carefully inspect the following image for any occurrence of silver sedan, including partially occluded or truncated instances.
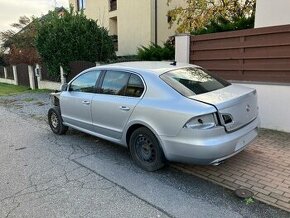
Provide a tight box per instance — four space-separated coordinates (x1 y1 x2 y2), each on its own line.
48 62 259 171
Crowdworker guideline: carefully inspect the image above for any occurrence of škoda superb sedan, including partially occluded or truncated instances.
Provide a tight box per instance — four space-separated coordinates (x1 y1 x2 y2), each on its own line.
48 62 259 171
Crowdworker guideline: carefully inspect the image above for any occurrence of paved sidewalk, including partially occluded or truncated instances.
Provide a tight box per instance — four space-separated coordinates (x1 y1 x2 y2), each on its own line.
173 129 290 212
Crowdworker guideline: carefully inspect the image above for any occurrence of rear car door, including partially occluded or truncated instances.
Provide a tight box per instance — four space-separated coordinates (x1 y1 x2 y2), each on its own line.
60 70 101 131
91 70 145 139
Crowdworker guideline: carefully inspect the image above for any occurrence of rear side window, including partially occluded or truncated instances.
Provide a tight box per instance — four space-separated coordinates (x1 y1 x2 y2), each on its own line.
101 71 130 95
160 67 230 96
125 74 144 97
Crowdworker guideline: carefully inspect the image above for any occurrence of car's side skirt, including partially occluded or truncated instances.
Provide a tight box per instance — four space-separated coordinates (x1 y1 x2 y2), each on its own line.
63 122 127 147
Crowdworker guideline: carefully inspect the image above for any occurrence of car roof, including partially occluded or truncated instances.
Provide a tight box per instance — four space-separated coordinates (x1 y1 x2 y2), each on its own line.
98 61 200 75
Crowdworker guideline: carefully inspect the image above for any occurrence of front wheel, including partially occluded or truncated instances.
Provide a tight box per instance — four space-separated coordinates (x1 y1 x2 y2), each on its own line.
129 127 165 171
48 107 68 135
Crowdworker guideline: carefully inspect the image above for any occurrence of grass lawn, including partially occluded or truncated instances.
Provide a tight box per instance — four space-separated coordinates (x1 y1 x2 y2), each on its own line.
0 83 30 96
0 83 53 96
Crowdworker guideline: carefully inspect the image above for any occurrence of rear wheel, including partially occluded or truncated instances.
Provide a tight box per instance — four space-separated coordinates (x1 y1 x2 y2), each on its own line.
129 127 165 171
48 107 68 135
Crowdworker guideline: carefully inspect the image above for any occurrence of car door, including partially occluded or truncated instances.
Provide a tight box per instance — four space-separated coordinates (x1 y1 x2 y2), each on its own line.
60 70 101 131
91 70 145 140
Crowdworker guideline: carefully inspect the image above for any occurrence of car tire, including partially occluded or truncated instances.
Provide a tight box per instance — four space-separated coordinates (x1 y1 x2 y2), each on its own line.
129 127 165 171
48 107 68 135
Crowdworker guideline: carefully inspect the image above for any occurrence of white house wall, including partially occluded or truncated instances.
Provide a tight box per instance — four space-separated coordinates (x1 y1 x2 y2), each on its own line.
255 0 290 28
69 0 185 55
233 83 290 133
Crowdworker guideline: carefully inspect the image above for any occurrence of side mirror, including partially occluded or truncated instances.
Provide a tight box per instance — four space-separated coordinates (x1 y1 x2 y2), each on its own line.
60 83 68 92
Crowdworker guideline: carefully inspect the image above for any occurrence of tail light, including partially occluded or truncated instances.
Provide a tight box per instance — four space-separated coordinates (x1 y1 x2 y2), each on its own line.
184 113 218 130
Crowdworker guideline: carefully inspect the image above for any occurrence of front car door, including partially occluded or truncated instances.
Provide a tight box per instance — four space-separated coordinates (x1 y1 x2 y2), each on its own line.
61 70 101 131
91 70 145 140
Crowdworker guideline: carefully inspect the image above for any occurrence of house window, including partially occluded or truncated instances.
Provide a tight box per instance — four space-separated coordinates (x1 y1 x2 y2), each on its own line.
110 0 117 11
111 35 118 51
77 0 86 11
109 17 118 51
167 15 172 23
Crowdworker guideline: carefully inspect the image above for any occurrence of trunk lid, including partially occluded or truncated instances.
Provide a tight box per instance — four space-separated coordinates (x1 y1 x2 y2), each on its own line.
190 84 258 132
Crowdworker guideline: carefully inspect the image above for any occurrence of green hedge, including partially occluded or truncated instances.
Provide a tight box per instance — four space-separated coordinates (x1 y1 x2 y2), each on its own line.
137 42 175 61
192 16 255 35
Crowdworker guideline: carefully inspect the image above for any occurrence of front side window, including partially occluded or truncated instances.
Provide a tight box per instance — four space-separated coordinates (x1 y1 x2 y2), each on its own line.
101 71 130 96
160 67 230 96
69 70 101 93
77 0 86 11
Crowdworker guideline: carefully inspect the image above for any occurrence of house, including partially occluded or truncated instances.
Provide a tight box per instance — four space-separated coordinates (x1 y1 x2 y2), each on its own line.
255 0 290 28
68 0 185 56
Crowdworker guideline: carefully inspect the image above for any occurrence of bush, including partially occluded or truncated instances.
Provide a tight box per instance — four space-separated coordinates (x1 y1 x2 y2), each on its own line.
35 7 115 79
137 42 175 61
192 16 255 35
103 55 139 64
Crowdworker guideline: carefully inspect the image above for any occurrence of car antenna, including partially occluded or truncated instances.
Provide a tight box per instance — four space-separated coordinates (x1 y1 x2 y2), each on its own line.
170 61 177 66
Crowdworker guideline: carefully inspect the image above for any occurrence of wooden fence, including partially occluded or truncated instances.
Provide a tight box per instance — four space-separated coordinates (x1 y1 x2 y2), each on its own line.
190 24 290 83
0 61 96 85
6 66 14 80
41 65 60 82
17 64 30 86
0 66 4 78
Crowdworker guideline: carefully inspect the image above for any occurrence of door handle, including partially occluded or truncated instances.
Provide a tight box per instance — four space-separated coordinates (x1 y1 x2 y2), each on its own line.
119 106 130 111
82 100 90 105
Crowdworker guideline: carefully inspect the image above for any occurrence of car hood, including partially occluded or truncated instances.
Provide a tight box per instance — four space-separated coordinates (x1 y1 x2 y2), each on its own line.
190 84 259 132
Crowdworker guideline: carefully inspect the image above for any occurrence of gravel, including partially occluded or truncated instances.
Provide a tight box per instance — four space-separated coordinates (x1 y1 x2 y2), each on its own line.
0 92 52 122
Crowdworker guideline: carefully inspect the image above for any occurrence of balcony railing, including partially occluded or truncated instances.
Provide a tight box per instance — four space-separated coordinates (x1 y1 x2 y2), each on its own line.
110 0 117 11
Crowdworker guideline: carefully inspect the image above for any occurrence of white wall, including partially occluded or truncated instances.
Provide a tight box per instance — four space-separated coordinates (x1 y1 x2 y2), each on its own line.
69 0 186 56
175 34 190 63
233 82 290 133
0 78 16 85
255 0 290 28
156 0 186 45
38 80 61 90
116 0 153 56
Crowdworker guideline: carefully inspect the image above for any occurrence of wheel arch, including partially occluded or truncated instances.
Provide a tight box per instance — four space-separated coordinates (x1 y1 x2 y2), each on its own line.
124 121 168 158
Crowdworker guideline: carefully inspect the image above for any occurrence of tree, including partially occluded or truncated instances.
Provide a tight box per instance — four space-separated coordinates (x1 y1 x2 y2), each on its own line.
0 16 40 65
167 0 256 33
35 7 115 79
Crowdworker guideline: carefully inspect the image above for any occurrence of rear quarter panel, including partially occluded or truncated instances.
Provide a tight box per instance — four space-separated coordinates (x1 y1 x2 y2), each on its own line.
123 73 217 139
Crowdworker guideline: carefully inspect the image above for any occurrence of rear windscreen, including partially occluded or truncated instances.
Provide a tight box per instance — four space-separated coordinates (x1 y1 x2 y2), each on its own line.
160 67 231 96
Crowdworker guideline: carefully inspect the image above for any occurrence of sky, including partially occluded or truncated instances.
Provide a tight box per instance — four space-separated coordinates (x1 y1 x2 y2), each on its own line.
0 0 69 33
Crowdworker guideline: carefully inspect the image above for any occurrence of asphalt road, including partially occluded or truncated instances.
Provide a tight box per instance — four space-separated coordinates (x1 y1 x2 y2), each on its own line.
0 102 289 217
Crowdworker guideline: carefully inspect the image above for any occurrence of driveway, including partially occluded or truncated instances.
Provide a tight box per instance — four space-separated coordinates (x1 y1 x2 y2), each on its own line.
174 130 290 212
0 92 289 217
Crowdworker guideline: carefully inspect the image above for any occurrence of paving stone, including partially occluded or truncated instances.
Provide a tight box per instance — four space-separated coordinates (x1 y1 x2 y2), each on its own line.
175 129 290 212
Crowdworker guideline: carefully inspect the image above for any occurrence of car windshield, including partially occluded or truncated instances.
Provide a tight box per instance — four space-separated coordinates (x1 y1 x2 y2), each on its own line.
160 67 231 96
